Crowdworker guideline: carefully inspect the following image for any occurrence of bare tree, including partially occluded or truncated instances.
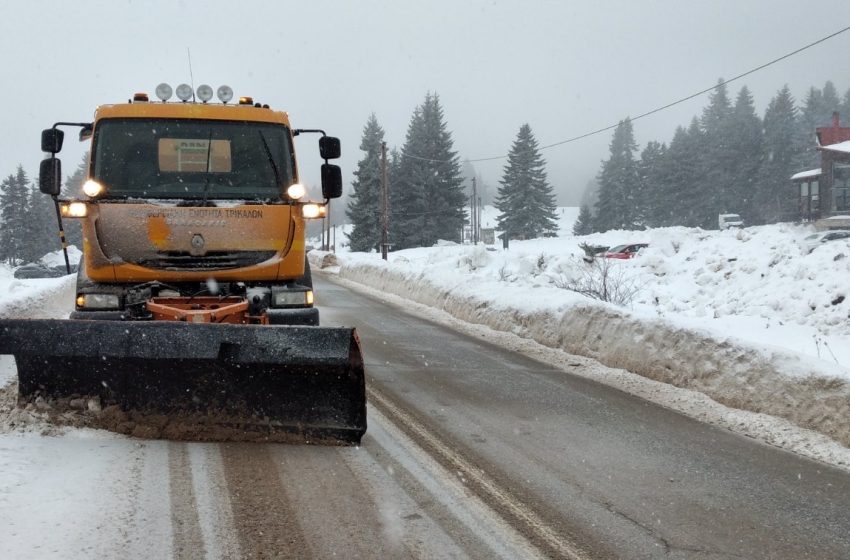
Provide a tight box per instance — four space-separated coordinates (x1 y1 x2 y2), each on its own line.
551 257 641 306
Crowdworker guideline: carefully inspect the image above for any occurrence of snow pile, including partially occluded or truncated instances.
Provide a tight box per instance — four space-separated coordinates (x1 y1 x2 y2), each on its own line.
0 272 75 320
0 262 78 435
0 246 79 321
40 246 83 268
317 215 850 447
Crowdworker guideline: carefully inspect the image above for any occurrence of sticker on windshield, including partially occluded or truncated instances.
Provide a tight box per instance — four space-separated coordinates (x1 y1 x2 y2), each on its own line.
158 138 232 172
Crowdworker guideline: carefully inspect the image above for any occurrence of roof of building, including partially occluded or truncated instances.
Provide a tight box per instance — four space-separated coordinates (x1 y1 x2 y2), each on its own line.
790 168 822 181
819 140 850 155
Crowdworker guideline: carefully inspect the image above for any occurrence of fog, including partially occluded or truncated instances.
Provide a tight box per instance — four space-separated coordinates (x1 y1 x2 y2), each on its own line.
1 0 848 206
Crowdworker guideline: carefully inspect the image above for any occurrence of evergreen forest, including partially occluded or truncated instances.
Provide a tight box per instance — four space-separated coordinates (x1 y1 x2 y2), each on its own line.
3 80 850 264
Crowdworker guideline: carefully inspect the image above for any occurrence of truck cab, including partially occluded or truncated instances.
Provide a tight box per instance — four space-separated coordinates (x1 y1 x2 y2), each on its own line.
39 84 342 325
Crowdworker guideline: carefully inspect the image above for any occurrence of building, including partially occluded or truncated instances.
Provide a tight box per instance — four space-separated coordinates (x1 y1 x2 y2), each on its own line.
791 112 850 228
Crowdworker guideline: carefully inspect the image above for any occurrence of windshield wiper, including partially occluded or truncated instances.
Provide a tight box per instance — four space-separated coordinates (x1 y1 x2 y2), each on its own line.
258 130 282 189
200 130 214 206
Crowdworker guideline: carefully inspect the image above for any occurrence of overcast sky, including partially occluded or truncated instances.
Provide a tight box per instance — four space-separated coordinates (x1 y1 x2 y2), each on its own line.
2 0 849 204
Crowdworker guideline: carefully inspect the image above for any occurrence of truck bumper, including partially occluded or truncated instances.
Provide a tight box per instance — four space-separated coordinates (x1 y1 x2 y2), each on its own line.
71 307 320 326
267 307 319 326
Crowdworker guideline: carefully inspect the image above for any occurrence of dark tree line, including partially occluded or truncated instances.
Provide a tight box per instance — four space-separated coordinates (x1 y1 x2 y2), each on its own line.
578 80 850 234
347 95 558 251
347 94 467 251
0 158 84 265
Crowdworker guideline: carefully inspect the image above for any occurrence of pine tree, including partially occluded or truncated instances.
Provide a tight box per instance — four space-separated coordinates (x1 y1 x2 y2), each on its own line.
23 185 57 263
799 86 825 167
390 107 426 249
0 166 34 265
594 118 640 231
841 87 850 122
495 124 558 239
821 81 841 121
346 114 385 252
662 120 707 228
699 79 735 227
390 93 466 249
579 178 599 220
572 204 593 236
725 86 763 220
637 140 667 227
799 82 842 166
701 79 732 135
753 85 802 224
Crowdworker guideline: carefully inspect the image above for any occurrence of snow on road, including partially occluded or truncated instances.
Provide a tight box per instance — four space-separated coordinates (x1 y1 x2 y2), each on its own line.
0 435 173 558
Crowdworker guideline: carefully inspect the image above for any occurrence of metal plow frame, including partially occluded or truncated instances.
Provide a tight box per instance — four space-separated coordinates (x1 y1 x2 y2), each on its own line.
0 319 366 444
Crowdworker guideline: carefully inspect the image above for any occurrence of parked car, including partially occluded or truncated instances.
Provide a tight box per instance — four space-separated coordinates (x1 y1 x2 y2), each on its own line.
803 230 850 253
603 243 648 259
718 213 744 229
13 263 77 279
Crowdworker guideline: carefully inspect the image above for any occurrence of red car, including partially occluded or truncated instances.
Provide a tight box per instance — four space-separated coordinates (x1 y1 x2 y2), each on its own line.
603 243 648 259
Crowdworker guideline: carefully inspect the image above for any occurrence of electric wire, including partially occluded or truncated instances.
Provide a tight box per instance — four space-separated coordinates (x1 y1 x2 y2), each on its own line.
399 24 850 164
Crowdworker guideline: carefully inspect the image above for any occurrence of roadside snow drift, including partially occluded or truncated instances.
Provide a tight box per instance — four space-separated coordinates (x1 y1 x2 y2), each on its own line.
317 217 850 448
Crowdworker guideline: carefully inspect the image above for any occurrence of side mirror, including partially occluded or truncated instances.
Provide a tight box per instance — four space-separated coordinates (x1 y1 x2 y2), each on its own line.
41 128 65 154
321 164 342 199
79 123 93 141
39 158 62 196
319 136 341 160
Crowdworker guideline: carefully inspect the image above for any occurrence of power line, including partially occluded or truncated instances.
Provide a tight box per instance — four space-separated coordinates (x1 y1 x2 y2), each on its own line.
400 24 850 164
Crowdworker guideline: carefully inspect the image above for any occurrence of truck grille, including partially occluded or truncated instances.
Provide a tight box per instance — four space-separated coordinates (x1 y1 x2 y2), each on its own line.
136 251 277 271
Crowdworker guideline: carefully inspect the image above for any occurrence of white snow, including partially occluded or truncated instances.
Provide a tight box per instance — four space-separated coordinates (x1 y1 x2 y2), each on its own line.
317 207 850 454
821 140 850 154
790 168 822 181
335 213 850 366
0 436 173 558
39 246 82 268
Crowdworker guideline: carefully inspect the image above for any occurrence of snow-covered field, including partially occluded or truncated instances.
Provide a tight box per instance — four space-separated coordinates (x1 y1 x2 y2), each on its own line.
320 207 850 450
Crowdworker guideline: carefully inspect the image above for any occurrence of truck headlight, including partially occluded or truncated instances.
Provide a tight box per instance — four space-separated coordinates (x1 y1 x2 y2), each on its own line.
60 202 88 218
287 183 306 200
302 203 327 219
271 288 313 308
82 180 104 198
76 294 120 310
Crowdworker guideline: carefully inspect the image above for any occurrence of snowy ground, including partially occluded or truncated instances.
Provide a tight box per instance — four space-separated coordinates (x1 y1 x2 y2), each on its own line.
1 218 847 555
318 206 850 449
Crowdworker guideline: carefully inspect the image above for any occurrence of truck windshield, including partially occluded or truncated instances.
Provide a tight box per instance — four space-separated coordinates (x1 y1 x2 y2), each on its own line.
92 118 295 200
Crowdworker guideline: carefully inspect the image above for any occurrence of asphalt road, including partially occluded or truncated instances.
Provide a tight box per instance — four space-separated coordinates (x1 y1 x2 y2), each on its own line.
315 273 850 559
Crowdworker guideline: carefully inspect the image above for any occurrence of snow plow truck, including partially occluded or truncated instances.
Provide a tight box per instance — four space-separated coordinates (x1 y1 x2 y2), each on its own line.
0 84 366 444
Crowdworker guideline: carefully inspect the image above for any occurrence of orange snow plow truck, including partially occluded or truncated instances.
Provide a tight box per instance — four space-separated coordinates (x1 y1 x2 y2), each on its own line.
0 84 366 444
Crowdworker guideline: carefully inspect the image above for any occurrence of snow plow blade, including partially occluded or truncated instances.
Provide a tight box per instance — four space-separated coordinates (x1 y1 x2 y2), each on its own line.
0 319 366 444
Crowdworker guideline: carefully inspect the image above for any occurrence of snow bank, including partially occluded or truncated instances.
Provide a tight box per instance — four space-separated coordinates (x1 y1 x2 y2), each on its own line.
315 219 850 448
0 273 75 321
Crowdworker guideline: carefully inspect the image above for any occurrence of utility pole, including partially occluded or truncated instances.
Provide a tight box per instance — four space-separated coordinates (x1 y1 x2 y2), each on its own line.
468 194 473 243
380 141 389 260
477 195 482 244
323 202 332 251
471 177 477 244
